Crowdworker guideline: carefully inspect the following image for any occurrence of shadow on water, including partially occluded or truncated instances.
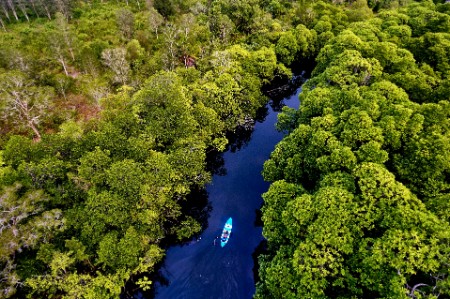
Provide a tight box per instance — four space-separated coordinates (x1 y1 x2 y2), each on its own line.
180 187 212 236
205 148 226 176
264 70 309 109
206 106 269 176
252 239 268 285
225 125 254 153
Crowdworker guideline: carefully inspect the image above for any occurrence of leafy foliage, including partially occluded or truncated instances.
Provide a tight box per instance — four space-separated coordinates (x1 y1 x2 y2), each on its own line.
1 0 450 298
0 0 292 297
258 1 450 298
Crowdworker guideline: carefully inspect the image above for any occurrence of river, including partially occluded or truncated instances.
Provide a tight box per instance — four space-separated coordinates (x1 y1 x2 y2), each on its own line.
152 83 303 299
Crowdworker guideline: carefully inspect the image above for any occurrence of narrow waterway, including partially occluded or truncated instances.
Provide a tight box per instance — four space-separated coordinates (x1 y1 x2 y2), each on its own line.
153 85 303 299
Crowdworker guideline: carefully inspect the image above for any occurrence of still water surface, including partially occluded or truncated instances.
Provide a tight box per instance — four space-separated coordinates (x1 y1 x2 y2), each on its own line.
154 86 303 299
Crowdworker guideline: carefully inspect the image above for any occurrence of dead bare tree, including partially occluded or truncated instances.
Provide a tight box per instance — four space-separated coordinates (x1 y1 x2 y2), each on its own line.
1 1 11 21
6 0 18 21
17 0 29 22
148 7 163 39
0 71 54 141
162 22 179 71
101 48 130 85
116 8 134 40
89 85 110 107
38 0 52 19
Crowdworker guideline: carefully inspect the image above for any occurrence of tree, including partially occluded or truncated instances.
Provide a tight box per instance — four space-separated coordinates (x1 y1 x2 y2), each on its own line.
258 4 450 297
116 8 134 40
16 0 29 22
38 0 53 19
5 0 18 21
0 14 6 30
0 71 54 141
47 28 71 76
148 7 164 39
275 31 299 65
54 0 71 19
55 12 76 61
0 184 65 298
101 48 130 85
133 72 198 146
161 22 179 71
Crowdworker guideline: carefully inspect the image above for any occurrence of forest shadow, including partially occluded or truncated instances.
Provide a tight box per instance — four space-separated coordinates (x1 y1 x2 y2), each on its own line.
252 239 268 286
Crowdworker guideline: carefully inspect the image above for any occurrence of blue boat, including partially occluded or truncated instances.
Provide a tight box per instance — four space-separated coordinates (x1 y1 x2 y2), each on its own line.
220 217 232 247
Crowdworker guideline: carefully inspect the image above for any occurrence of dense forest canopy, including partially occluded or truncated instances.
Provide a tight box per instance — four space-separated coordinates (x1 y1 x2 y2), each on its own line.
0 0 291 297
0 0 449 298
258 0 450 298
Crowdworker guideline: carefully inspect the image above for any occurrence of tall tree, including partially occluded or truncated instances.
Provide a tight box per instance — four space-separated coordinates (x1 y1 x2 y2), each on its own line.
47 27 71 76
148 7 164 39
101 48 130 85
16 0 29 22
5 0 18 21
0 71 54 141
55 12 75 61
116 8 134 40
1 1 11 22
161 22 179 71
38 0 52 19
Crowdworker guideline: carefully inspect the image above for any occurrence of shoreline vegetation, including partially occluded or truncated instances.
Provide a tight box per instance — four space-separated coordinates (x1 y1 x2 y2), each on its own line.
0 0 449 298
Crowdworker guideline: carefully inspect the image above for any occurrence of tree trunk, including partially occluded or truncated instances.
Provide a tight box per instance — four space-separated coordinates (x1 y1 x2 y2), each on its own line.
55 0 69 19
6 0 19 21
18 4 30 22
28 121 42 141
0 15 6 31
38 0 51 19
1 3 11 21
59 57 69 76
63 32 75 61
12 94 42 141
29 0 40 18
63 33 75 61
410 283 429 298
68 47 75 61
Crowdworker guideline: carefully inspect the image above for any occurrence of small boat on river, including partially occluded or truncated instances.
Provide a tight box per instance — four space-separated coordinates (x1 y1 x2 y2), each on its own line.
220 217 232 247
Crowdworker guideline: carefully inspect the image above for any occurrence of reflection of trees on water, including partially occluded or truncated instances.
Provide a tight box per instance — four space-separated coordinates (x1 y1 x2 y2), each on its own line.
252 239 268 286
226 125 254 153
181 187 212 233
206 149 226 176
265 72 308 111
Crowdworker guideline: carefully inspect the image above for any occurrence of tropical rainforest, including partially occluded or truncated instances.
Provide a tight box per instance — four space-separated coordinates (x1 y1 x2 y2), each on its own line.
0 0 448 298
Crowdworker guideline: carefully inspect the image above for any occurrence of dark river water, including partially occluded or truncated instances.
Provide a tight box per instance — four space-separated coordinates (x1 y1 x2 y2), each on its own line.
153 85 303 299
